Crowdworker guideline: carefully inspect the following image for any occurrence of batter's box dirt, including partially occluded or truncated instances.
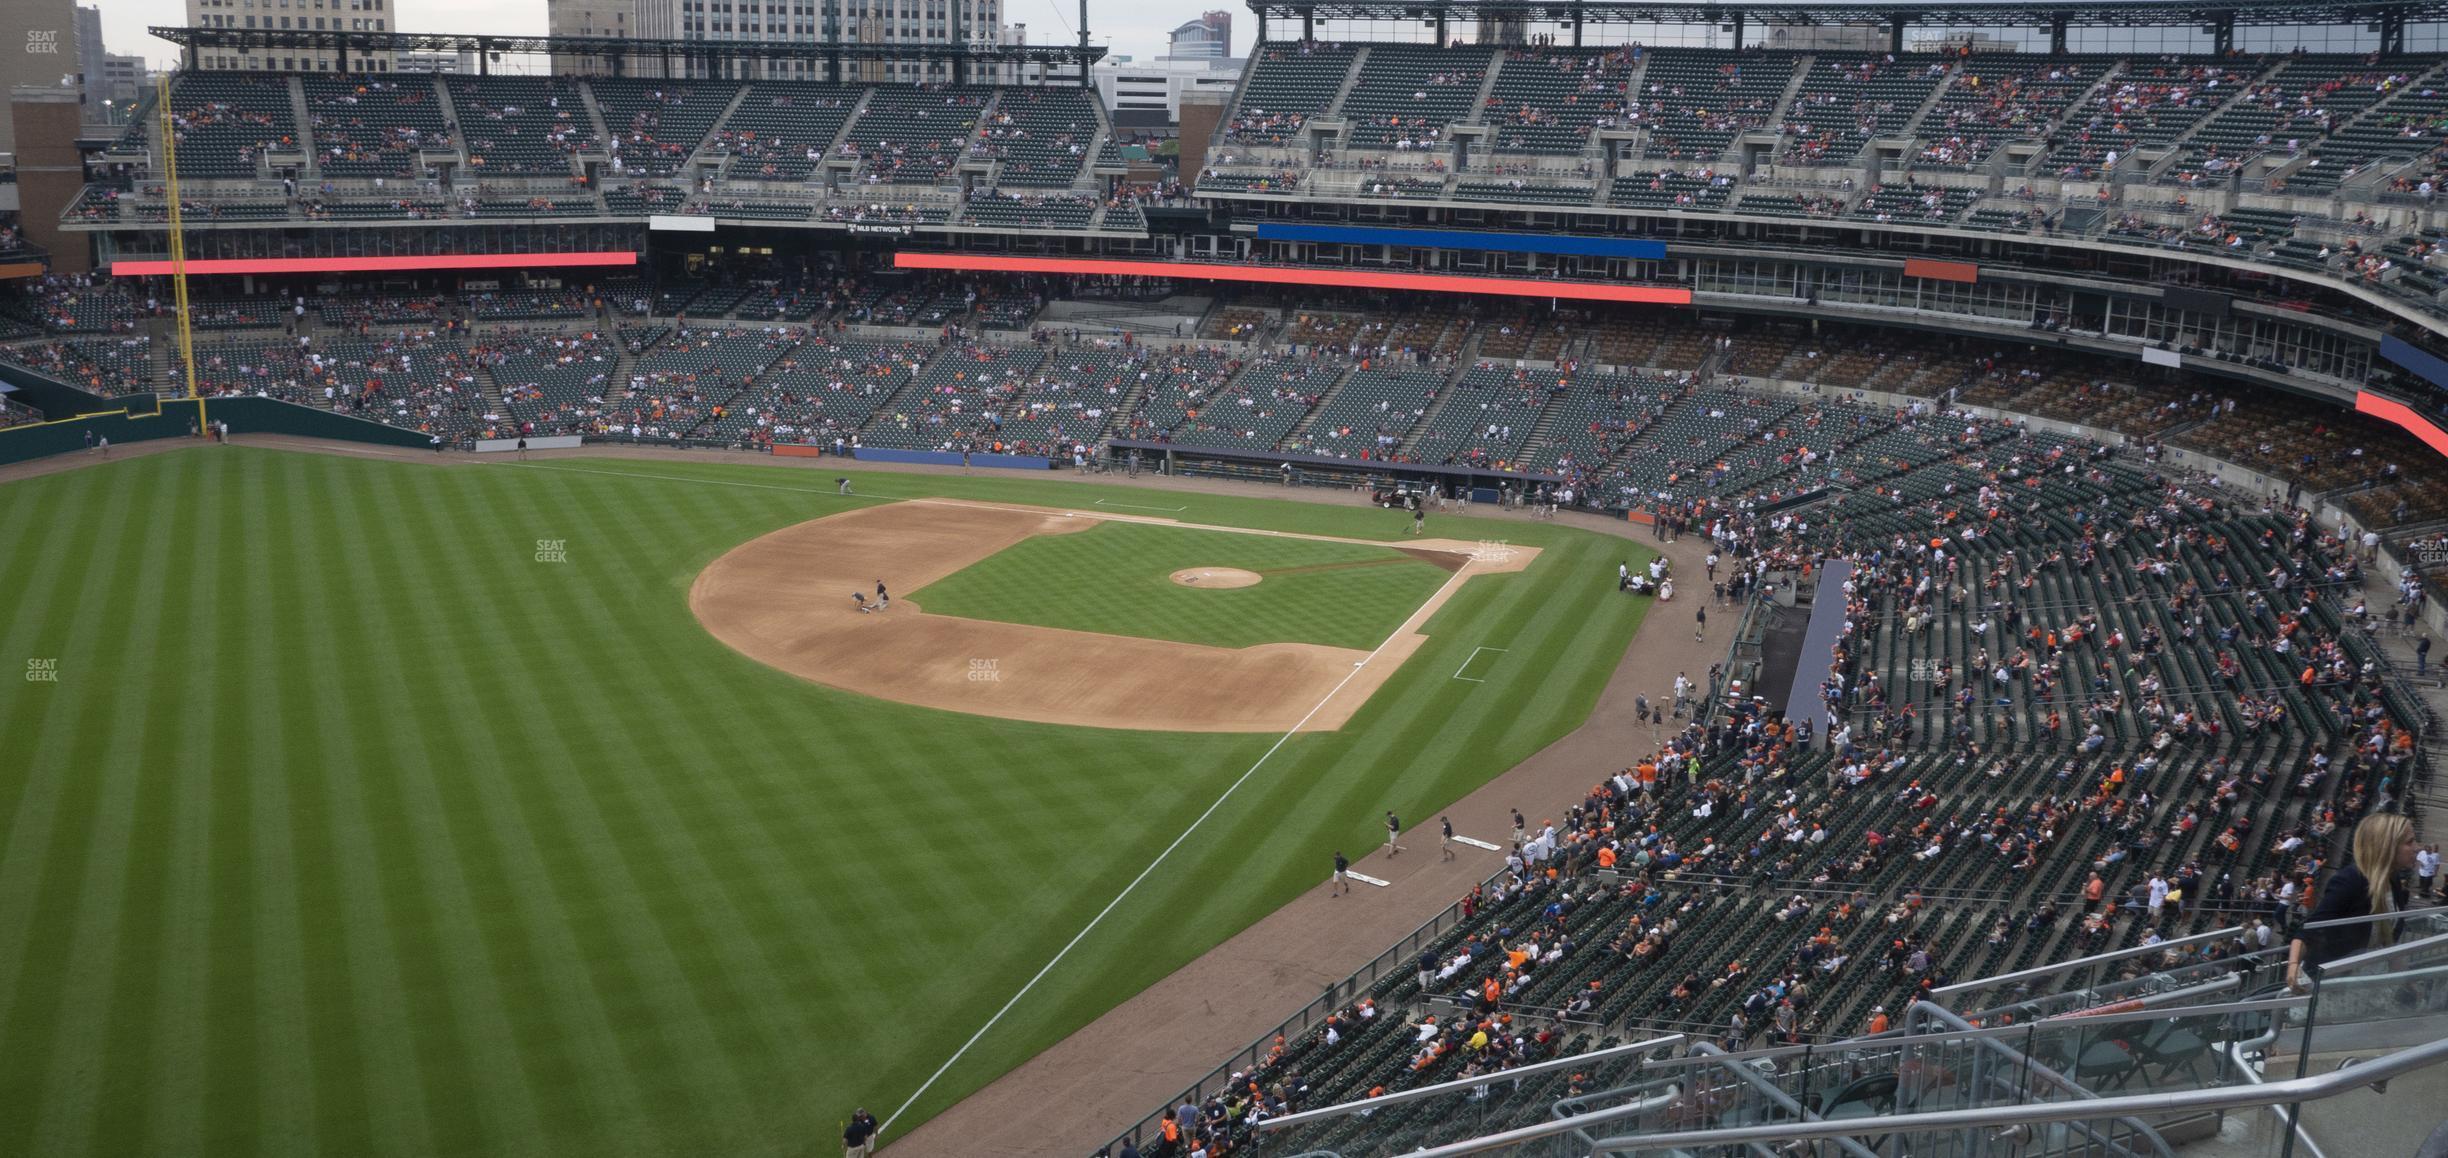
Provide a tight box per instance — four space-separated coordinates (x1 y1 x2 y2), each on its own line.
688 499 1537 733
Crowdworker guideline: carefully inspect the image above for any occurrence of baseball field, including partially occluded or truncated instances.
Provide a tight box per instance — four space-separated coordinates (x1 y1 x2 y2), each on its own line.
0 445 1652 1157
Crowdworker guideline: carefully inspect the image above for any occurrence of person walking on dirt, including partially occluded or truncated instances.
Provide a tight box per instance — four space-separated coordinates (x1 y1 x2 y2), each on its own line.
1441 816 1456 860
1696 605 1708 643
1331 851 1350 896
875 580 890 612
1385 811 1406 856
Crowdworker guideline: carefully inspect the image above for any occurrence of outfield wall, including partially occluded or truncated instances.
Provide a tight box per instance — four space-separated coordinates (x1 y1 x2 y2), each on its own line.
0 395 435 467
852 446 1053 470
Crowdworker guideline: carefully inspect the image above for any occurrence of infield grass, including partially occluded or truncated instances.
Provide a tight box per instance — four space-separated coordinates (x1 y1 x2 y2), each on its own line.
0 447 1651 1158
909 520 1449 649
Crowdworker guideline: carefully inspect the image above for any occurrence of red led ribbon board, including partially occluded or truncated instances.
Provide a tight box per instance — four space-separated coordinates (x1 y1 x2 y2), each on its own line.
2357 391 2448 460
110 251 640 277
891 253 1691 305
1902 259 1978 284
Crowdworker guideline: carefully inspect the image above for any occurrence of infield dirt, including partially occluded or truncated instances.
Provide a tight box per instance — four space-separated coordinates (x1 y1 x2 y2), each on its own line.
688 498 1536 733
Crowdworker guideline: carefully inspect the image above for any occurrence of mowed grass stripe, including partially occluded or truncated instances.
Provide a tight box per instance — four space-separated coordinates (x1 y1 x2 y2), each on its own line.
387 465 607 1155
449 467 701 1154
284 451 432 1158
134 448 233 1156
26 455 182 1158
3 462 149 1156
405 467 641 1155
240 451 321 1156
0 465 125 1112
488 467 771 1150
330 462 537 1156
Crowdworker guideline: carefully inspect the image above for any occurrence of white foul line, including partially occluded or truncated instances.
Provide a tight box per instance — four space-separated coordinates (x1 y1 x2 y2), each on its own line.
1452 645 1510 684
873 563 1463 1134
1093 498 1190 512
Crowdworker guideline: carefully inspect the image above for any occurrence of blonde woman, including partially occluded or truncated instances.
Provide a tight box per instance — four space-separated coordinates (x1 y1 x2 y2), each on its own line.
2286 812 2418 991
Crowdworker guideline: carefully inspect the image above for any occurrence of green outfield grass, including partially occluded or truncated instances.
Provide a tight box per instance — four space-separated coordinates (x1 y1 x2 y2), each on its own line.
910 520 1449 650
0 447 1652 1158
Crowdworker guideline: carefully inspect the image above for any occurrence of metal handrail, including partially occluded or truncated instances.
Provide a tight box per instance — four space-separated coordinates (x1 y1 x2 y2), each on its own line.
1930 925 2246 997
2303 902 2448 931
1246 1035 1686 1131
1254 996 2314 1153
1568 1035 2448 1156
2311 927 2448 979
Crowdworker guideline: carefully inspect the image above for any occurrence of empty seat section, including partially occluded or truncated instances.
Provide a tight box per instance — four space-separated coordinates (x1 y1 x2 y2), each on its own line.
1409 363 1556 467
992 349 1136 454
1917 57 2107 168
1850 183 1977 223
1454 180 1593 206
303 74 450 178
592 79 740 177
485 328 619 436
447 76 596 176
1144 355 1329 449
960 194 1097 229
1285 365 1442 458
160 73 298 178
976 87 1100 187
2042 58 2256 175
861 343 1046 449
714 83 860 181
1224 42 1357 145
1635 49 1793 161
1341 44 1490 149
702 338 926 447
1484 47 1636 154
841 86 992 184
1609 168 1730 210
1780 55 1948 164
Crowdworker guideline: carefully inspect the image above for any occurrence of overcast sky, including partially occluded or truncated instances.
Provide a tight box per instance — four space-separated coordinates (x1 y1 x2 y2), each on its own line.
99 0 1233 69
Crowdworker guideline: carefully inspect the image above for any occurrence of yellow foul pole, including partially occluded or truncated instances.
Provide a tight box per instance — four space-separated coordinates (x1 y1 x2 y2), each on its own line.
158 72 204 433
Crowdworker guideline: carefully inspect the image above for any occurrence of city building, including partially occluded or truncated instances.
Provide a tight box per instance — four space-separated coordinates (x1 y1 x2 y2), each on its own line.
96 53 147 108
183 0 395 70
544 0 1003 81
75 4 103 112
1165 10 1229 61
0 0 80 152
1093 54 1239 129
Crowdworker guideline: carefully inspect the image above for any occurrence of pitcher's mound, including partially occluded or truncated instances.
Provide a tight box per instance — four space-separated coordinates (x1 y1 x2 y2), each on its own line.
1170 567 1263 589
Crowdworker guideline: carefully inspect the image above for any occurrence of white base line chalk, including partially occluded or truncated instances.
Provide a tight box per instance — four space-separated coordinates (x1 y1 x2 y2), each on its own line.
1452 645 1511 683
